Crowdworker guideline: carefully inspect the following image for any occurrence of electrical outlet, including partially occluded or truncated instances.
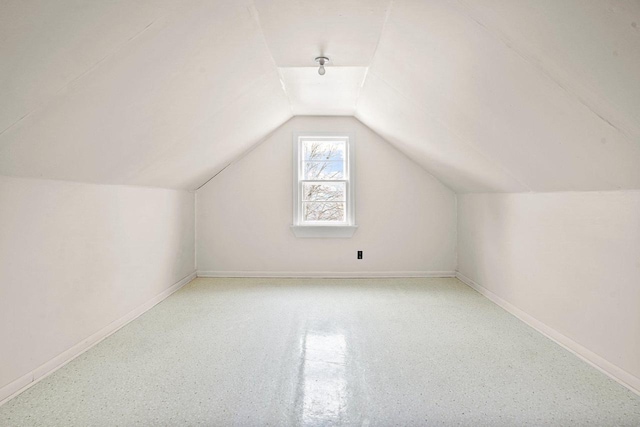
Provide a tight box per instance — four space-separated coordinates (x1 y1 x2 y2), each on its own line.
357 251 363 259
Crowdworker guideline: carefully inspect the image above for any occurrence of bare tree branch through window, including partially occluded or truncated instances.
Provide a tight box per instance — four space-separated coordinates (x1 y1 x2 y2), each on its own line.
302 141 346 222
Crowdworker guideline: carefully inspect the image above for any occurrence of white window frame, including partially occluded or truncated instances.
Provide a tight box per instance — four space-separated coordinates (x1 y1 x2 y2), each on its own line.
290 132 358 238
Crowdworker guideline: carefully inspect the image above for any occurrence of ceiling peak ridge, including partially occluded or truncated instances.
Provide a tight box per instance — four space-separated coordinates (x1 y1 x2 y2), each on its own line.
354 0 394 110
247 1 293 114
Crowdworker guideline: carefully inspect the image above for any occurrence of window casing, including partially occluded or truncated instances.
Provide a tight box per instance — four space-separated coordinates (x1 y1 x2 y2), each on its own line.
291 132 357 238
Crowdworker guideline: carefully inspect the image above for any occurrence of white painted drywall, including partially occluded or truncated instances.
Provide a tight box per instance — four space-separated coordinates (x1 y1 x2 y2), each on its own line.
457 192 640 387
3 1 638 193
196 116 456 275
0 176 195 395
0 0 291 190
358 0 640 193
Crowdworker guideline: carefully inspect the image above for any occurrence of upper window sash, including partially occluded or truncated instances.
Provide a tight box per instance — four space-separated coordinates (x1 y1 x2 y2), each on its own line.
292 133 356 233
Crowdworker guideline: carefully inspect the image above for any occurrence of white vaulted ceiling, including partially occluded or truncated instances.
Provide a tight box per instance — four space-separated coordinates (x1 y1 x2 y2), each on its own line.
0 0 291 189
358 0 640 193
1 0 639 192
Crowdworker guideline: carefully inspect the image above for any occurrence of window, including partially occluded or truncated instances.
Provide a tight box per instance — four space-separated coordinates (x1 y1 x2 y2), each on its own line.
291 132 357 238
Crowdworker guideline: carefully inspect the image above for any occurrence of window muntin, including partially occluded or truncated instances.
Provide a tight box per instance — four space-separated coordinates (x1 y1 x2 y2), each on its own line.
293 134 354 227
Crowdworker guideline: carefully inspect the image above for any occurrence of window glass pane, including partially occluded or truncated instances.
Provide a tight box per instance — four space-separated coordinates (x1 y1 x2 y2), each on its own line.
302 182 345 202
303 140 345 161
304 161 344 179
303 202 346 222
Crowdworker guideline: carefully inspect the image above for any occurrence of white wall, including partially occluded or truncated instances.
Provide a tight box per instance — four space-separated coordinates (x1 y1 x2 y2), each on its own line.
196 116 457 276
457 192 640 391
0 176 195 399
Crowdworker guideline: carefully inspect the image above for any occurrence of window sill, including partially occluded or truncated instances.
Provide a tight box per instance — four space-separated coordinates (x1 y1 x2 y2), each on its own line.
290 225 358 238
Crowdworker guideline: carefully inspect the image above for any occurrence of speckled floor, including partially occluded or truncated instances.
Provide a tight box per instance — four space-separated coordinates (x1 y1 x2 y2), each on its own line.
1 278 639 426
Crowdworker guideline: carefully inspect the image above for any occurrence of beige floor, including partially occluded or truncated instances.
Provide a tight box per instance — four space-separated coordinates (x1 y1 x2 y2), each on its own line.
1 277 639 426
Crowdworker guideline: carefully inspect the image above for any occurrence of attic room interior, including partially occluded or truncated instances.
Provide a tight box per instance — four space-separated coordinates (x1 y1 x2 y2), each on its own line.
1 0 639 425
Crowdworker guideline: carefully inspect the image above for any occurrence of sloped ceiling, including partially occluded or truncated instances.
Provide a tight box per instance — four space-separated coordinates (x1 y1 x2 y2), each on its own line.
0 0 292 189
1 0 639 192
358 0 640 193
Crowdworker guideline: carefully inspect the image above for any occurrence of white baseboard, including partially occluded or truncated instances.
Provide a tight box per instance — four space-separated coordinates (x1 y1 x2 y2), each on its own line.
0 271 197 406
455 271 640 396
197 270 457 278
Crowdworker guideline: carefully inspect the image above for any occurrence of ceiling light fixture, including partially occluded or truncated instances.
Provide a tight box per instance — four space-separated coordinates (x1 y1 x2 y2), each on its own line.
315 56 329 75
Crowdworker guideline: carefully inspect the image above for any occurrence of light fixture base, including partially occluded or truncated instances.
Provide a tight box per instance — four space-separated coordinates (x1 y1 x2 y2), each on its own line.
315 56 330 75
